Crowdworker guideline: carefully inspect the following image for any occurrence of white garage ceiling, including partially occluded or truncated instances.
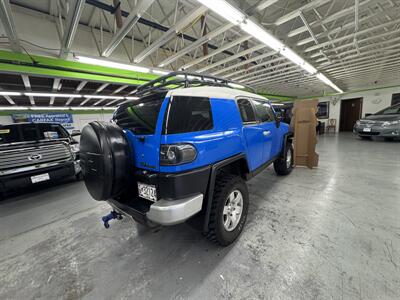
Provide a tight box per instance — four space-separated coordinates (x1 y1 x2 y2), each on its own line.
0 0 399 107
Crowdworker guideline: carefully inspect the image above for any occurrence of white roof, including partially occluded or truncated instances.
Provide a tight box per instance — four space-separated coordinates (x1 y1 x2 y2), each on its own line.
167 86 269 101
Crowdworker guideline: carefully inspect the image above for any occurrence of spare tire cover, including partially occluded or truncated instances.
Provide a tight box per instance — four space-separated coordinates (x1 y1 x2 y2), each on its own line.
80 121 131 200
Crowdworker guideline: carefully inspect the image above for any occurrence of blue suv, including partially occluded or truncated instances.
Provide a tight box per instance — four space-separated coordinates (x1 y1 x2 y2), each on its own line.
80 73 293 246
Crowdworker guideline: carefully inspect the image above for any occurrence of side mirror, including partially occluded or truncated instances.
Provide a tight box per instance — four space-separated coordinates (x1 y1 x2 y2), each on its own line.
71 129 81 136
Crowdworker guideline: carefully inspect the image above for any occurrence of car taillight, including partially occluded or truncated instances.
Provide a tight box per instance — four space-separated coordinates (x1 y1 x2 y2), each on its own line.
160 144 197 165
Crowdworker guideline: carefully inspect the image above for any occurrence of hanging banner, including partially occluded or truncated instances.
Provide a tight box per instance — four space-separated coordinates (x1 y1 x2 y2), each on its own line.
12 113 74 129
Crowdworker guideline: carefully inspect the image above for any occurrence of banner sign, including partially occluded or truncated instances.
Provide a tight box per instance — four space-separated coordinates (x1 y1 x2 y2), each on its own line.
12 113 74 129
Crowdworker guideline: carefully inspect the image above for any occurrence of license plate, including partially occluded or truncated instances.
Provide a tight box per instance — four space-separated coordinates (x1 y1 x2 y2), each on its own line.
363 127 372 132
138 182 157 202
31 173 50 183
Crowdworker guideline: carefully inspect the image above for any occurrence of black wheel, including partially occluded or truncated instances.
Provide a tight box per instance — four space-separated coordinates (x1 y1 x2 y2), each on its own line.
205 175 249 246
274 143 294 176
359 136 372 140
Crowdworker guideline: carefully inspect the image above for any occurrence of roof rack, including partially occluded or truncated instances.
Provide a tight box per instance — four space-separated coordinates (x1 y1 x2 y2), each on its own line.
132 71 255 97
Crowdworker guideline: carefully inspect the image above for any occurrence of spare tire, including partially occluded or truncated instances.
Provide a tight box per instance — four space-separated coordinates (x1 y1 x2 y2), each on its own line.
80 121 131 200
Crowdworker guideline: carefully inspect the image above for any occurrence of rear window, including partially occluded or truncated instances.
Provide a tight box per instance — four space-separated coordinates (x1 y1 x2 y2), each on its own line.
0 123 68 144
164 96 213 134
113 92 166 135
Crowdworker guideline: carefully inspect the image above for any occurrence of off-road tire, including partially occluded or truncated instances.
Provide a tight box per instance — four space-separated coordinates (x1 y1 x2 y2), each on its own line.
205 175 249 246
274 143 294 176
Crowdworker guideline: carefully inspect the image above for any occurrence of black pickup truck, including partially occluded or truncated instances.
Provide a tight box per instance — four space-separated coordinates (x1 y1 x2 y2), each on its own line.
0 122 82 199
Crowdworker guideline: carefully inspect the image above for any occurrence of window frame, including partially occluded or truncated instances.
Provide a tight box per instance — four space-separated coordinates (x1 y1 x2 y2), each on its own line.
163 95 214 135
250 98 276 124
236 97 259 126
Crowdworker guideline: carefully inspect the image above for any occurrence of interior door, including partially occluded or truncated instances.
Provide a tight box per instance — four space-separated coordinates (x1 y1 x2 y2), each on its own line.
237 98 265 171
340 98 362 131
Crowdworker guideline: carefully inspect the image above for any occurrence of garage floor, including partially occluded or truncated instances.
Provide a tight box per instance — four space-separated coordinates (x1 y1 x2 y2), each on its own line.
0 133 399 299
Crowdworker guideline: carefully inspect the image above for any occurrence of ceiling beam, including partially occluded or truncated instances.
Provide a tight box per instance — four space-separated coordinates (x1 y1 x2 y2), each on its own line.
133 5 208 63
102 0 156 57
158 22 234 67
0 0 21 52
180 35 251 70
65 80 87 106
59 0 85 58
274 0 332 25
21 75 34 105
256 0 280 11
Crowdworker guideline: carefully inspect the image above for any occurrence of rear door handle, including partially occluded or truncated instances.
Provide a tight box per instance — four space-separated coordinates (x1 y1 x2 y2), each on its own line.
263 130 271 136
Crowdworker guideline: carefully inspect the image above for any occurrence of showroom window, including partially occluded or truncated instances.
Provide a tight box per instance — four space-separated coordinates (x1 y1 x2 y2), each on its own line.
252 99 275 123
164 96 213 134
237 99 257 124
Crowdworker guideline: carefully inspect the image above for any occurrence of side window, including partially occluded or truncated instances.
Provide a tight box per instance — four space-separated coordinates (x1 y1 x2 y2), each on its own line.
237 99 257 124
252 99 275 122
165 96 213 134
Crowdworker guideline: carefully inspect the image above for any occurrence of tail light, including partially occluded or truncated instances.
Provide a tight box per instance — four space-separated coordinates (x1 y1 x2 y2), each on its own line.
160 144 197 165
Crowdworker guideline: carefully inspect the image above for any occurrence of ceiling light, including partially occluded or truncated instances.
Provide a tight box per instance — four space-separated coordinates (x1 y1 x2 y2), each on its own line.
195 0 245 25
0 106 28 110
75 55 150 73
240 21 283 52
152 69 169 75
125 96 140 100
83 95 124 99
24 93 82 98
0 91 22 96
302 62 318 75
30 107 69 110
316 73 343 93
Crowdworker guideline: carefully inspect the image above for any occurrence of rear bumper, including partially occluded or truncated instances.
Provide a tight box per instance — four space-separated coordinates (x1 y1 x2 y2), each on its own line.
109 193 203 226
0 161 80 192
107 165 210 226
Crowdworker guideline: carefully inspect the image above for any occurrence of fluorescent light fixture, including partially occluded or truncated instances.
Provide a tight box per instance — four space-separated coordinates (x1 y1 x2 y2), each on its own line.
152 69 169 75
25 93 82 98
280 47 304 66
75 55 150 73
195 0 245 25
240 21 283 52
83 95 124 99
228 82 245 89
316 73 343 93
69 106 117 110
30 107 69 110
0 106 28 110
125 96 140 100
0 91 22 96
302 62 318 75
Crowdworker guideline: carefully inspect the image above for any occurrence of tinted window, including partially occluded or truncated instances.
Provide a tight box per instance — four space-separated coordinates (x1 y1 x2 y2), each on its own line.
0 123 68 144
113 92 166 135
237 99 257 124
0 125 20 144
164 96 213 134
252 99 275 122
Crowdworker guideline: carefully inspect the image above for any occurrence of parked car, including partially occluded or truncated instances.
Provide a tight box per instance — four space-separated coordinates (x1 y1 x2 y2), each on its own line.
0 122 82 199
80 72 294 246
354 103 400 140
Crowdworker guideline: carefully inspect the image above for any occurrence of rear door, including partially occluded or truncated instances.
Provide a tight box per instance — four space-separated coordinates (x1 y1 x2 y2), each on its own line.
251 99 279 161
237 98 265 171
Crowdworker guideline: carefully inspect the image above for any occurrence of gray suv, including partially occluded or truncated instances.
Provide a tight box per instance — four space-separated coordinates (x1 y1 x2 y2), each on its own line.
354 103 400 140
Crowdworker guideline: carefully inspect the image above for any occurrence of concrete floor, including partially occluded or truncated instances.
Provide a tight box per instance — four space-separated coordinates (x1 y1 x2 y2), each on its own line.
0 133 399 300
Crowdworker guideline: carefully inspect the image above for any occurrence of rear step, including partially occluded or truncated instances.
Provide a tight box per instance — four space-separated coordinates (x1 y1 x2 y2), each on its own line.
107 197 155 226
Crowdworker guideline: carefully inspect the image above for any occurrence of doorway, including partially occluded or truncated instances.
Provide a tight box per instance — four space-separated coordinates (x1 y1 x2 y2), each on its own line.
339 98 362 132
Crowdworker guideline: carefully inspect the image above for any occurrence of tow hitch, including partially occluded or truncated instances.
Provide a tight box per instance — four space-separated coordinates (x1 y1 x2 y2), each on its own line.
101 211 123 228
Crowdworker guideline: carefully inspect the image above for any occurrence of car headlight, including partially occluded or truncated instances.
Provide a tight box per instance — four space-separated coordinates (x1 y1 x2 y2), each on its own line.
382 120 400 127
70 144 80 153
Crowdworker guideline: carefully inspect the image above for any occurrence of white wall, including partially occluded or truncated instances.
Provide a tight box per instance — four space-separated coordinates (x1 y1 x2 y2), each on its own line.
318 86 399 132
0 112 113 131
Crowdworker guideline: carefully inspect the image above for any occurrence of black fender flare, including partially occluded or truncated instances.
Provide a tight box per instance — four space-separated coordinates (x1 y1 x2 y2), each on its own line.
202 153 248 232
281 131 294 158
